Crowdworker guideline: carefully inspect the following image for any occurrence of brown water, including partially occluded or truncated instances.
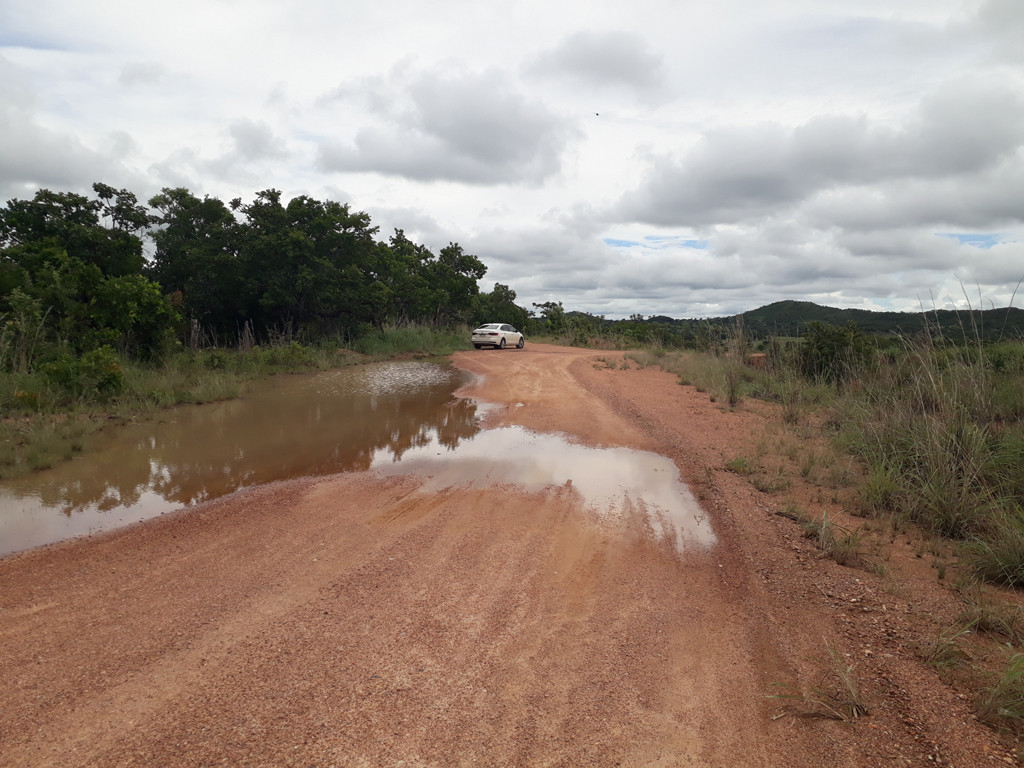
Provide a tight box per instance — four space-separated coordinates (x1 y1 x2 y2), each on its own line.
0 361 478 557
0 360 715 559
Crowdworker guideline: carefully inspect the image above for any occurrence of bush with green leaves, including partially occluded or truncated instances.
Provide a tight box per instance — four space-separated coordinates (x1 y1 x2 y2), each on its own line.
798 321 872 384
42 346 124 402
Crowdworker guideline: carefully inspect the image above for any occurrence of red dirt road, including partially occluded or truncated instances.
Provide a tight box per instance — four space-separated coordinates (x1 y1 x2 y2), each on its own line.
0 344 1013 767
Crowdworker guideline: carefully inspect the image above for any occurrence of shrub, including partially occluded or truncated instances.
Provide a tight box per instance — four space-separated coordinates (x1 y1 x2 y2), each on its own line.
199 349 232 370
798 321 872 385
41 346 124 402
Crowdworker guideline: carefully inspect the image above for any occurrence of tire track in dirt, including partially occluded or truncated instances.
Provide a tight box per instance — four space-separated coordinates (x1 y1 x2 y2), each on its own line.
453 344 841 767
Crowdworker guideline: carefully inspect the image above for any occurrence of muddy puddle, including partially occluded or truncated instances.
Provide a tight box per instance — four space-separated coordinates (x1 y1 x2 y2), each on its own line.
0 362 477 556
371 426 715 550
1 361 714 557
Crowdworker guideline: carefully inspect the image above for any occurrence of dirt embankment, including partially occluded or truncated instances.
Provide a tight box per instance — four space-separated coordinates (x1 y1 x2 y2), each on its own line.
0 344 1015 767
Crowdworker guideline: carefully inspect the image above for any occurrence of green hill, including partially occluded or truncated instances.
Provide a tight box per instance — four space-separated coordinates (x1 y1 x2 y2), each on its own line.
736 300 1024 340
623 301 1024 343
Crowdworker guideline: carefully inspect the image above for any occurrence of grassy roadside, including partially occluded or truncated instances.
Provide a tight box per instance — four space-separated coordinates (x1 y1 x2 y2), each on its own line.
0 326 472 479
622 336 1024 740
625 338 1024 584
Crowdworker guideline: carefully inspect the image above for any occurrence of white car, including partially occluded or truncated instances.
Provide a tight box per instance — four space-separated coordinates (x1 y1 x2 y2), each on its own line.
472 323 525 349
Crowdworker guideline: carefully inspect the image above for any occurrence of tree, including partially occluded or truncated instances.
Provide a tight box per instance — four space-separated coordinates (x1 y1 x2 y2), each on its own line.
148 188 242 340
473 283 529 329
278 195 378 333
87 275 179 358
5 183 512 357
423 242 487 325
372 230 435 327
221 191 384 340
0 185 149 278
0 185 178 364
531 301 565 333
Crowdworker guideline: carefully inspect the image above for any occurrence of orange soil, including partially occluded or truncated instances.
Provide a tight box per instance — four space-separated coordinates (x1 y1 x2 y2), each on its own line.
0 343 1016 767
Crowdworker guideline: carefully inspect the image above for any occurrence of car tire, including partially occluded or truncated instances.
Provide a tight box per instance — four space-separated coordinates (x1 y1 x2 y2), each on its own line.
473 344 482 349
499 338 506 349
517 336 525 349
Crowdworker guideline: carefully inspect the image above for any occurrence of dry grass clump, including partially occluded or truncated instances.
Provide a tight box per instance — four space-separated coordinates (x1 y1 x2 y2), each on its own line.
956 584 1023 644
921 622 975 668
772 642 868 721
978 652 1024 729
776 506 864 567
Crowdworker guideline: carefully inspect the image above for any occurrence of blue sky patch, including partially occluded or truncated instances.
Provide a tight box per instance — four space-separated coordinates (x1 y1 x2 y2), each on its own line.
604 236 710 250
0 31 66 51
937 233 1002 249
602 237 708 252
644 235 709 249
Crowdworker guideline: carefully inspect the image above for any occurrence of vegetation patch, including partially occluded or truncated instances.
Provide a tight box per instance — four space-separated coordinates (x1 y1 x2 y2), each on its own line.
0 183 533 476
725 456 754 475
978 652 1024 729
646 312 1024 590
772 642 869 722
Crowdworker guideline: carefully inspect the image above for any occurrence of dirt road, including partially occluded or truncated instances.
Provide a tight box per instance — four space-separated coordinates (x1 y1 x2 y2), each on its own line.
0 344 1012 766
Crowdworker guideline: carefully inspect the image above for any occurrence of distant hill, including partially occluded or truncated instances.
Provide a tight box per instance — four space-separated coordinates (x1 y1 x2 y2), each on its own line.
639 301 1024 342
737 300 1024 340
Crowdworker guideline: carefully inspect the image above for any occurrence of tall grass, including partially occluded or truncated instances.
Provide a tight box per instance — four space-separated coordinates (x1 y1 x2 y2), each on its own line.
351 324 469 358
828 336 1024 584
978 652 1024 727
653 321 1024 587
644 343 835 418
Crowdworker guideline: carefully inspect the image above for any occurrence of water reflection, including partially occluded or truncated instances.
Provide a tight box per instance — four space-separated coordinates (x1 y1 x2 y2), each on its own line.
0 362 478 556
371 427 716 550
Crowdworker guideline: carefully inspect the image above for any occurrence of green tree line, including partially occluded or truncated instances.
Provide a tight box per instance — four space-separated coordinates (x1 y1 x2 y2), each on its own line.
0 183 532 372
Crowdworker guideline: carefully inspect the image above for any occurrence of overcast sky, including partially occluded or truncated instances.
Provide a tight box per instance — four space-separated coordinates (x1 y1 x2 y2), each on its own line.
2 0 1023 318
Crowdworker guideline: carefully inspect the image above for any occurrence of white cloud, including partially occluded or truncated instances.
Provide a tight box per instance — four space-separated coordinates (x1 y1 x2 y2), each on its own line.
968 0 1024 62
227 118 287 162
616 79 1024 228
0 53 140 200
526 31 666 99
118 61 165 87
0 0 1022 317
316 66 577 185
